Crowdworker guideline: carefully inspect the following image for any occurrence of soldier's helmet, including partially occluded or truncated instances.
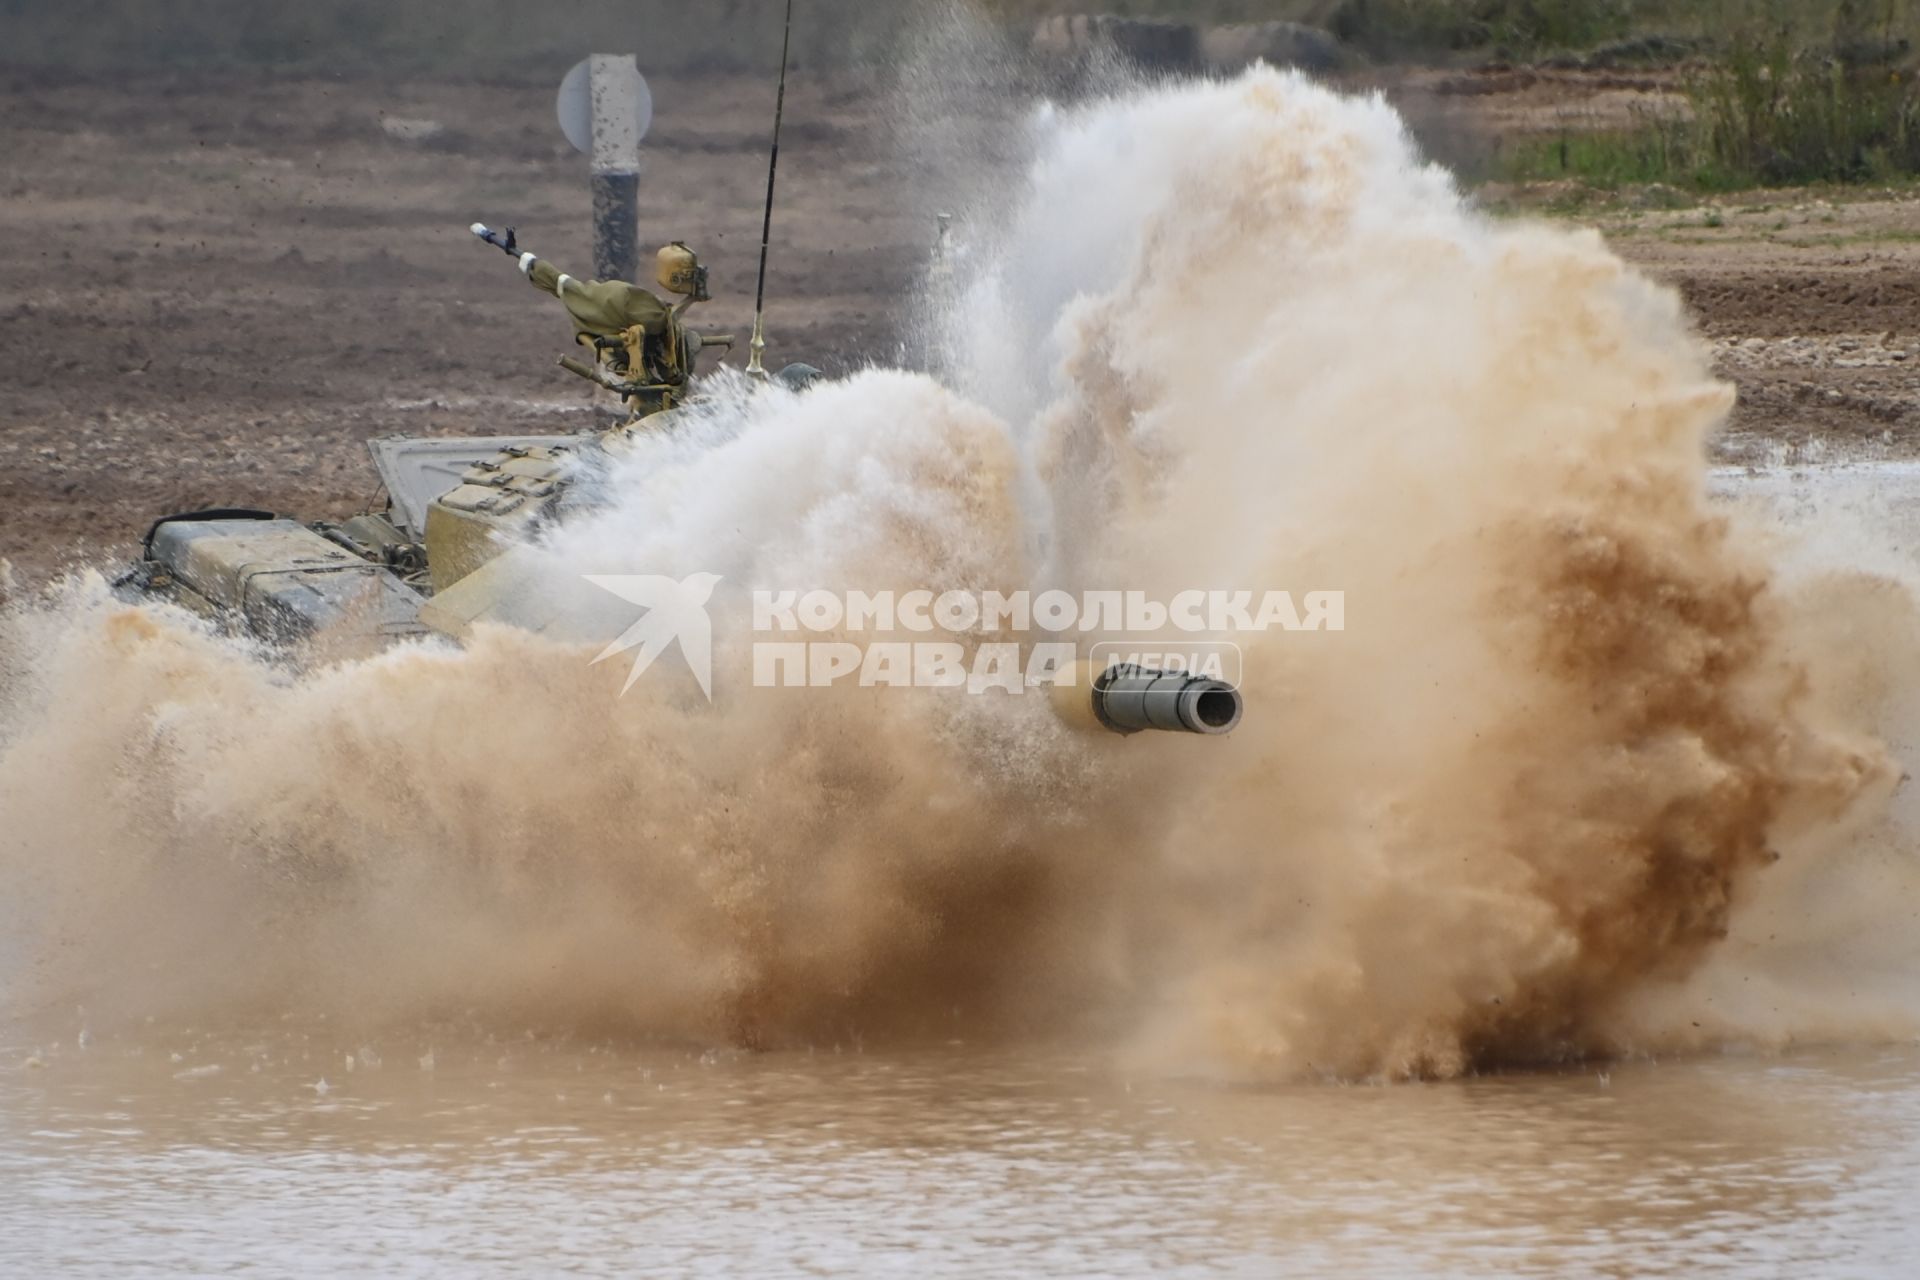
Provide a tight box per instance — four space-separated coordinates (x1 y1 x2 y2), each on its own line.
656 242 702 296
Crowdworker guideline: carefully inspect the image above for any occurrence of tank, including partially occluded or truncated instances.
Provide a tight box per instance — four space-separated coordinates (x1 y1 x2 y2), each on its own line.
111 230 1242 739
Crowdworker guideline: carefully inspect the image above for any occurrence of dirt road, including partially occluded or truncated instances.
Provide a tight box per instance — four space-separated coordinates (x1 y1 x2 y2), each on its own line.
1602 194 1920 463
2 67 1916 577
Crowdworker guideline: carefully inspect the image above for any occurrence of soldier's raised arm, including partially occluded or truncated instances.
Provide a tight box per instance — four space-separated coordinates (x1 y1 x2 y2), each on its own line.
471 222 667 338
518 251 573 301
472 222 580 299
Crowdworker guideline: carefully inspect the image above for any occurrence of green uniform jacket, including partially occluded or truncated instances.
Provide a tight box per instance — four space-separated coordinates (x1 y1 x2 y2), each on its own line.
525 258 670 338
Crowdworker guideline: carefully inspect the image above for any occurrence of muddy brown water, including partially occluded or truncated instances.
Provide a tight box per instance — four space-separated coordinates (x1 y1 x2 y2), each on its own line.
2 1030 1917 1278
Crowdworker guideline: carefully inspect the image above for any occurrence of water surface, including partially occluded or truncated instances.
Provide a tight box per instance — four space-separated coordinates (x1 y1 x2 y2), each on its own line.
4 1031 1916 1277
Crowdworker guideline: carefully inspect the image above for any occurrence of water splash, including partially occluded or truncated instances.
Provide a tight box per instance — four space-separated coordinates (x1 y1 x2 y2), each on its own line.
0 68 1910 1079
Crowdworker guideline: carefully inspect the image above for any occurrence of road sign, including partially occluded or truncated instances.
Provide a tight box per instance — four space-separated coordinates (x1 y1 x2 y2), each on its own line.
557 56 653 163
557 55 654 283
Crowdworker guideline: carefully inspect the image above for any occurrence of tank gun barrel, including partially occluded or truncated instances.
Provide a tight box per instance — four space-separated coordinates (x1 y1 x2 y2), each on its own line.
1048 660 1243 737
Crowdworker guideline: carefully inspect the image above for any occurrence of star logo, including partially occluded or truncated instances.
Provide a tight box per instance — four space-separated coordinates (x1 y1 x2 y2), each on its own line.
582 572 722 699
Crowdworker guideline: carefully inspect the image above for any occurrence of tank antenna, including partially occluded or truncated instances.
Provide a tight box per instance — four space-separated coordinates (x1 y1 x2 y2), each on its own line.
746 0 794 379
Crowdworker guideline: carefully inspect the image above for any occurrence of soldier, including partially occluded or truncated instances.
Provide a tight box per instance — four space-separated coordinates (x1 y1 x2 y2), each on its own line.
472 225 724 419
521 251 672 351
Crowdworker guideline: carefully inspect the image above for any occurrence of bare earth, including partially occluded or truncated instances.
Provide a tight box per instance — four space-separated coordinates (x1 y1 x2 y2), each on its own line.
2 66 1918 579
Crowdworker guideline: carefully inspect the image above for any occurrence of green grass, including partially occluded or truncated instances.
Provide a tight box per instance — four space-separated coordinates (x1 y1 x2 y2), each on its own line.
1693 34 1920 184
986 0 1908 61
1497 119 1694 186
1494 18 1920 191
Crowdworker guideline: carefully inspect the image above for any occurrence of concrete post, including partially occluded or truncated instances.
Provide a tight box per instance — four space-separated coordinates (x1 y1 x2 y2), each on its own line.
587 54 644 284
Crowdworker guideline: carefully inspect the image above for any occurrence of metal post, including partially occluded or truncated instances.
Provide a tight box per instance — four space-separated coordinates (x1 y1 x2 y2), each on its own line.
587 54 643 284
